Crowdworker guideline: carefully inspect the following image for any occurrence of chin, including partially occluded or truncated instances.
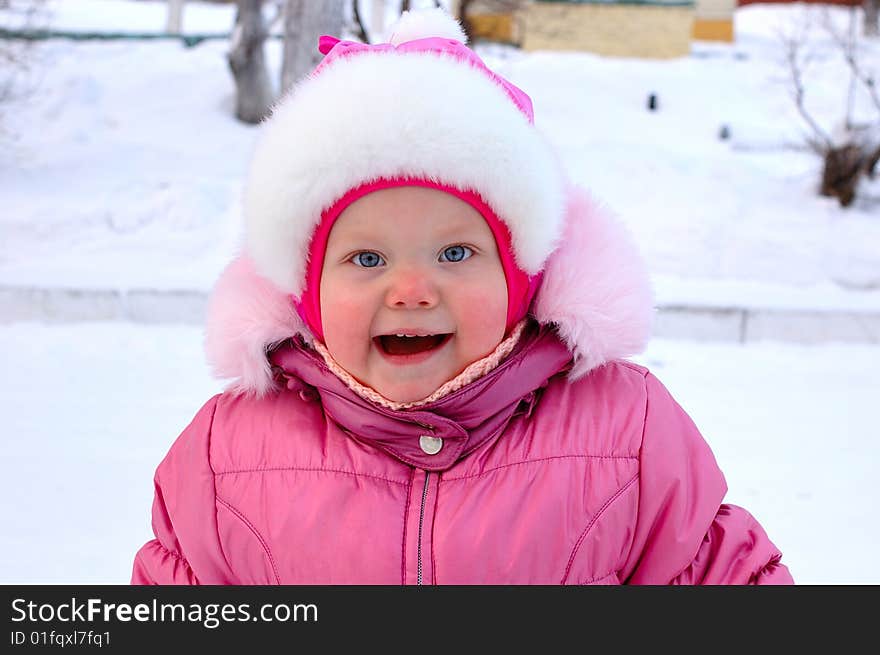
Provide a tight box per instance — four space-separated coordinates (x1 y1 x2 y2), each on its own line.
382 386 434 404
375 377 443 404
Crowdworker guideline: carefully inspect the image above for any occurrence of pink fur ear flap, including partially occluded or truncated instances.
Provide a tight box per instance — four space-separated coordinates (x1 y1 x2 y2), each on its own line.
204 254 308 396
533 185 655 380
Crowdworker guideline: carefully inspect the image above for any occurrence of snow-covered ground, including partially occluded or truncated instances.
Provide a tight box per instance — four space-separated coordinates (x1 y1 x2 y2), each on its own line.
1 1 879 584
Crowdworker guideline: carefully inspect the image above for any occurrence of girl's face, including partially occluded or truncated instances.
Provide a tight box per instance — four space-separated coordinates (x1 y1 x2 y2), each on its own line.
320 186 508 403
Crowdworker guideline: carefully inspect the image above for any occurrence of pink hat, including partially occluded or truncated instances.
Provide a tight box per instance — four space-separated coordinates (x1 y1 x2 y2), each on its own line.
242 8 567 340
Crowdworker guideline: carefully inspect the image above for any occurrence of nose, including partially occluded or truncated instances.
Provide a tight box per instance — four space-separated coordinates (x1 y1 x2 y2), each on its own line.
384 264 439 309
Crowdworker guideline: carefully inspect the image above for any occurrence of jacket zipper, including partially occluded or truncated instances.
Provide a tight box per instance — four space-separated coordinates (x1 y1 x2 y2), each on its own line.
417 472 431 585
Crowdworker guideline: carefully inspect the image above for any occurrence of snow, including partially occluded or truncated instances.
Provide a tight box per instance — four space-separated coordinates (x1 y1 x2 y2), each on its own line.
1 1 879 584
0 0 238 34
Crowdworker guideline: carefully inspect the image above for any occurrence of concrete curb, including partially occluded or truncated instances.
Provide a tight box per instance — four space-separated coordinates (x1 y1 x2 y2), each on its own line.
2 286 879 344
653 304 880 344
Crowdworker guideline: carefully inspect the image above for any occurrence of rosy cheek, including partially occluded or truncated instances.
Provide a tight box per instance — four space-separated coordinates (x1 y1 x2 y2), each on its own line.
321 285 371 352
462 287 507 330
327 307 364 337
331 297 365 323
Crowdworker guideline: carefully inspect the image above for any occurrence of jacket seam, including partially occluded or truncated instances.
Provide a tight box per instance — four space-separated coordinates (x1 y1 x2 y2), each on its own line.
151 539 194 568
561 473 639 584
214 466 409 486
442 454 637 481
202 396 237 581
620 367 652 583
143 540 201 585
666 525 784 585
160 544 186 563
577 569 619 585
616 361 648 374
748 553 784 585
215 495 282 585
667 520 711 584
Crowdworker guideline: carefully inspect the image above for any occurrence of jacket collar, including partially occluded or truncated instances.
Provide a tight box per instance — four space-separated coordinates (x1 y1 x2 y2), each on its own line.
269 321 572 471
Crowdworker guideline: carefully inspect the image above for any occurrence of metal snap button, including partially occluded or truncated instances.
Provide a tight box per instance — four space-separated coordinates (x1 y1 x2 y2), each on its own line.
419 435 443 455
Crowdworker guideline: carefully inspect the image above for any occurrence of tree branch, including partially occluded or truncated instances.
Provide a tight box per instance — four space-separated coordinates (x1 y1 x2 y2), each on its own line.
779 27 833 151
351 0 369 43
821 7 880 114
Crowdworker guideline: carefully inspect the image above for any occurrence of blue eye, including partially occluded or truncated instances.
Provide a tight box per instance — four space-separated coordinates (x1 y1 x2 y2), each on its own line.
439 245 472 263
352 251 385 268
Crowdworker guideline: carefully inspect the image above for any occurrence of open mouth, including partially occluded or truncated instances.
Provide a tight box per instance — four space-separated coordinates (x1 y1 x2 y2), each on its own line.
375 333 452 357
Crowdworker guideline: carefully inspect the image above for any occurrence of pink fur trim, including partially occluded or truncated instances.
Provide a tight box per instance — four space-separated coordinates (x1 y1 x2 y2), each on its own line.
311 320 527 410
204 255 308 397
533 185 655 379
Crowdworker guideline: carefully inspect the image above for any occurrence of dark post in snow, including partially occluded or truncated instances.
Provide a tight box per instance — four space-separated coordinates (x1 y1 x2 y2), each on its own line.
228 0 275 124
281 0 345 95
866 0 879 37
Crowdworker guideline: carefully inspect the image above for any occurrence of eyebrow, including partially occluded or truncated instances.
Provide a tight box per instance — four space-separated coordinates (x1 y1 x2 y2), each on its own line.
431 216 488 239
338 218 486 239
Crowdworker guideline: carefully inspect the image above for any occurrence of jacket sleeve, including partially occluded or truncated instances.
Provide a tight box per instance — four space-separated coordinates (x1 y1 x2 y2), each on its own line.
619 372 794 585
131 395 234 585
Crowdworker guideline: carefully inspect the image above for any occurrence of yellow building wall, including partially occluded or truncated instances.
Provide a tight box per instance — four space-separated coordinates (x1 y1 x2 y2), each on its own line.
520 3 695 59
692 18 733 42
467 12 519 44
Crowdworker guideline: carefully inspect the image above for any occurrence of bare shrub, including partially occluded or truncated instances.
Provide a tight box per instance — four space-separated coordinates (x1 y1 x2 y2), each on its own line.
781 7 880 207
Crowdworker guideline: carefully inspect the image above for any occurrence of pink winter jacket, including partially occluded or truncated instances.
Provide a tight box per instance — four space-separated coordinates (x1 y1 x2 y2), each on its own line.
131 321 792 585
131 189 793 585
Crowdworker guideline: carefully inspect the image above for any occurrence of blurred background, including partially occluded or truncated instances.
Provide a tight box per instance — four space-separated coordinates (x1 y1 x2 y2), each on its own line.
1 0 878 584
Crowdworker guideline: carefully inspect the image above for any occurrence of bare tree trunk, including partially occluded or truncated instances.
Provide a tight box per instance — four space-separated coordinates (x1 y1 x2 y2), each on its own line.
167 0 185 34
1 0 45 109
866 0 879 37
351 0 369 43
866 144 880 177
228 0 275 124
458 0 476 43
821 145 864 207
281 0 345 95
